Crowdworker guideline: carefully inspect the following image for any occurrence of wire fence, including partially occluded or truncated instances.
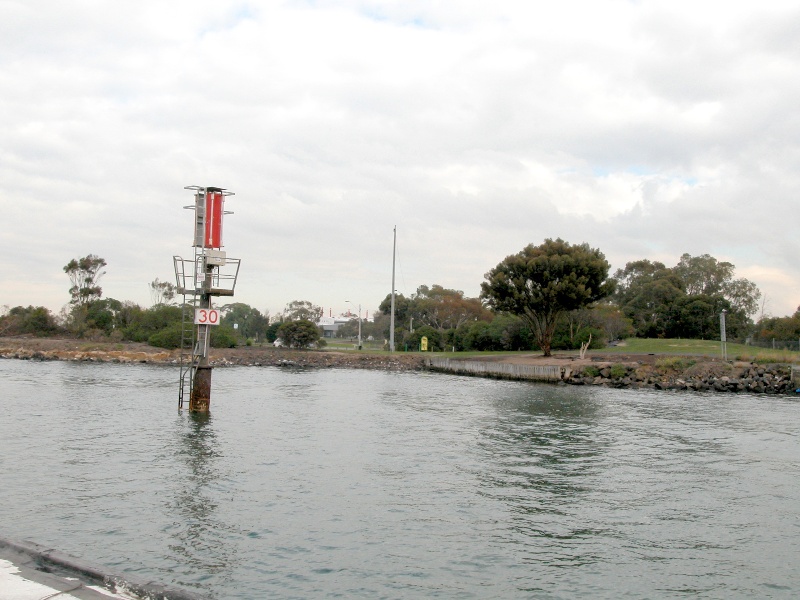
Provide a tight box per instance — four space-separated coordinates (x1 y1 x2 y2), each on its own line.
745 338 800 352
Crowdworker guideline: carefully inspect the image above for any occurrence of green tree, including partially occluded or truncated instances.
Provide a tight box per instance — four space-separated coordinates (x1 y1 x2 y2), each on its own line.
282 300 323 322
121 304 182 342
0 306 59 336
665 294 731 339
277 319 322 348
612 260 668 307
621 273 685 337
672 253 761 316
411 284 490 331
220 303 270 341
404 325 443 351
149 278 176 306
64 254 107 306
480 238 613 356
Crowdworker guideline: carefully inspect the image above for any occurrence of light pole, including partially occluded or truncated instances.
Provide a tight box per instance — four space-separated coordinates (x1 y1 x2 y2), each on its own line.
346 300 362 350
720 309 728 361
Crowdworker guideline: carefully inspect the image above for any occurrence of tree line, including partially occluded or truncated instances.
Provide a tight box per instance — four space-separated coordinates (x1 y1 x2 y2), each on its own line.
0 241 776 354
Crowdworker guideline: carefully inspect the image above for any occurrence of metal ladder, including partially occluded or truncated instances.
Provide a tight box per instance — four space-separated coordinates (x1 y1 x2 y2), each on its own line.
176 245 204 409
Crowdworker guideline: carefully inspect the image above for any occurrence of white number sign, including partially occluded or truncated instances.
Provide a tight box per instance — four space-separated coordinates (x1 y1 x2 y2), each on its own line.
194 308 220 325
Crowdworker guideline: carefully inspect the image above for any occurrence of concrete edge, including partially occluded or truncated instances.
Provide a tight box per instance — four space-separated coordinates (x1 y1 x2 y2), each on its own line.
0 535 209 600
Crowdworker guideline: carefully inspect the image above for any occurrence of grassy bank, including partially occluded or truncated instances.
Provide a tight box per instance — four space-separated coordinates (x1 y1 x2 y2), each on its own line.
323 338 800 365
603 338 800 363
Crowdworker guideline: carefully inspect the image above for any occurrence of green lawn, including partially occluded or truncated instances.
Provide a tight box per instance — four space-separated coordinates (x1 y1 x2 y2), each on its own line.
604 338 800 363
322 337 800 363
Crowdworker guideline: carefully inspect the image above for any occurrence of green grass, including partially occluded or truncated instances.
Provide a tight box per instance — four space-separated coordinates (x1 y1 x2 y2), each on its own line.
321 338 800 364
606 338 800 363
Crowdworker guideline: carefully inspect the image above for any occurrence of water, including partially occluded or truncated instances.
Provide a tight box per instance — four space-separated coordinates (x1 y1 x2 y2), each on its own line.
0 359 798 599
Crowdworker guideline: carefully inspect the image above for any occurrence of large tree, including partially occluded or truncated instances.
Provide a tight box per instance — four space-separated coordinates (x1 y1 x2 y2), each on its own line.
64 254 107 306
149 277 176 306
672 253 761 316
480 238 613 356
219 302 270 341
282 300 323 322
277 319 322 348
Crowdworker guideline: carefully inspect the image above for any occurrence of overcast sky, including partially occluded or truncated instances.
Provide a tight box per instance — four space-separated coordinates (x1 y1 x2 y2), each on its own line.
4 0 800 321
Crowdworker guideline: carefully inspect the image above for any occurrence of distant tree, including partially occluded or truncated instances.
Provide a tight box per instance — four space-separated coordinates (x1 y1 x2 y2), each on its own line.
220 303 270 341
411 284 490 330
64 254 107 306
665 294 731 339
277 319 322 348
614 253 761 339
265 321 282 343
84 298 123 335
404 325 443 351
121 304 182 343
551 308 606 351
591 303 635 342
481 239 613 356
282 300 323 322
672 253 761 316
612 259 668 307
0 305 59 336
149 278 176 306
617 269 685 337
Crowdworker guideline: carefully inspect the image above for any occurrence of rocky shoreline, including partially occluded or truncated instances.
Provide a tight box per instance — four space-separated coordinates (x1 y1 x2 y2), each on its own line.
564 362 797 394
0 337 427 372
1 337 797 394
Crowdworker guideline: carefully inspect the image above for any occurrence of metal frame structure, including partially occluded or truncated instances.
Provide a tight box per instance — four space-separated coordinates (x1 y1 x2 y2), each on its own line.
173 186 240 409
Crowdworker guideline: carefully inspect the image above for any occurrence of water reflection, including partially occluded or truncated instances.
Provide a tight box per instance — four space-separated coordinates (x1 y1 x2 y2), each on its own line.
167 411 236 591
476 387 611 563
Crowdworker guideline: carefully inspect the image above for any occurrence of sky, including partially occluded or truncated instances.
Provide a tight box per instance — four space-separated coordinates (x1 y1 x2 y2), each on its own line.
4 0 800 321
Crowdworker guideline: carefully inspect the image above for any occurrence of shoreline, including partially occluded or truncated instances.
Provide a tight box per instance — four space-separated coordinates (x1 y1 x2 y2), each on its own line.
1 336 796 394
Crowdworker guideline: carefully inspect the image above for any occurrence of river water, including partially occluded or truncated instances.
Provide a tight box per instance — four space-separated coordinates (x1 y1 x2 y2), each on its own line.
0 359 798 599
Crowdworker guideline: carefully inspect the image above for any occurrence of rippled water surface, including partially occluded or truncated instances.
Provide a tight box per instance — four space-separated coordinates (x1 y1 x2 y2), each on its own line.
1 360 798 598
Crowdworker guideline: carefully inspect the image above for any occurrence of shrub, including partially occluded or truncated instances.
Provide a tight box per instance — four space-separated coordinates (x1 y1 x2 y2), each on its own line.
277 319 321 349
609 364 628 379
655 357 696 373
211 327 238 348
149 324 183 349
583 366 600 377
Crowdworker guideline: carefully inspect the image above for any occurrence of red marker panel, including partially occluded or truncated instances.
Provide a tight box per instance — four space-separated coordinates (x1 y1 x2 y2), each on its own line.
204 191 224 248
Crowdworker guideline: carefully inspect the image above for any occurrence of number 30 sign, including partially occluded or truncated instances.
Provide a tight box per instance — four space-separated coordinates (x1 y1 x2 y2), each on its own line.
194 308 220 325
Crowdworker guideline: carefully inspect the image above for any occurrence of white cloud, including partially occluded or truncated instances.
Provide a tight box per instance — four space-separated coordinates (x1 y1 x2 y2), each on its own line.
3 0 800 320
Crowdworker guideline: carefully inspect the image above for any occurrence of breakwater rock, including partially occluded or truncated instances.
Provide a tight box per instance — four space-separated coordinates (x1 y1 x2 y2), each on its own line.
566 361 795 394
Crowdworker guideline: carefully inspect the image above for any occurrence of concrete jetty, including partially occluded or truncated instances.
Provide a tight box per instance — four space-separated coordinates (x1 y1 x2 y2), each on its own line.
0 536 205 600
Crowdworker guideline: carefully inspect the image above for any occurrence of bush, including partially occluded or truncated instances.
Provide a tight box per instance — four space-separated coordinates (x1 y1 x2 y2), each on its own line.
211 327 238 348
148 324 183 349
655 357 696 373
1 306 60 336
583 366 600 377
277 319 321 348
609 364 628 379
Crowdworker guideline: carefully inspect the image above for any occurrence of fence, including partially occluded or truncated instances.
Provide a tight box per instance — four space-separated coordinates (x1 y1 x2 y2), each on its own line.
745 339 800 352
427 358 564 382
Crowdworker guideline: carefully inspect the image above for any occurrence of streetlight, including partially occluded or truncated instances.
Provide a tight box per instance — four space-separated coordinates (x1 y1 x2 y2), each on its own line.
346 300 362 350
720 309 728 361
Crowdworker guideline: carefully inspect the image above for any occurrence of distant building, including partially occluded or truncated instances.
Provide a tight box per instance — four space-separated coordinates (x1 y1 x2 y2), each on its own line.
318 316 352 339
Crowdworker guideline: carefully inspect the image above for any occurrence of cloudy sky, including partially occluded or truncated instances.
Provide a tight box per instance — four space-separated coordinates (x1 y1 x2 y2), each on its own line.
4 0 800 321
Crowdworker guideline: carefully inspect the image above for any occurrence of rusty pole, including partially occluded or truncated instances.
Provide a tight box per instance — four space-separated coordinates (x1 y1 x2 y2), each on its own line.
189 264 215 412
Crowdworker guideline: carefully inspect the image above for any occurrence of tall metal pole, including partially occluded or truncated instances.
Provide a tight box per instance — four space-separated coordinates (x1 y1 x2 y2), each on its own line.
389 226 396 353
347 300 363 350
720 309 728 361
189 266 214 412
175 185 240 413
